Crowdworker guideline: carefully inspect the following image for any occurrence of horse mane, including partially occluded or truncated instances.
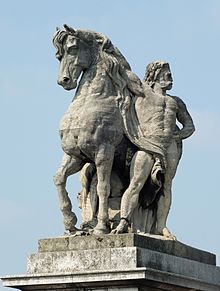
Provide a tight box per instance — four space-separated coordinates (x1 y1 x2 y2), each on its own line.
91 31 143 97
53 26 142 97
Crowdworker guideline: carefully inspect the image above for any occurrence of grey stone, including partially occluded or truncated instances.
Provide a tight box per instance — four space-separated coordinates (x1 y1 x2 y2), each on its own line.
12 234 216 290
52 25 143 236
38 233 216 265
52 26 195 238
26 246 220 286
2 261 220 291
27 247 137 274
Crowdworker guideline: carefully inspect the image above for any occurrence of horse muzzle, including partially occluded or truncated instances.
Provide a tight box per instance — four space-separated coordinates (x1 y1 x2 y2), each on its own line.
57 77 77 90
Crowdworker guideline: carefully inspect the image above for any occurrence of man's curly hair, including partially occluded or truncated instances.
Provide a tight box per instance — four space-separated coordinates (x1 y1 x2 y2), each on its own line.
143 61 170 88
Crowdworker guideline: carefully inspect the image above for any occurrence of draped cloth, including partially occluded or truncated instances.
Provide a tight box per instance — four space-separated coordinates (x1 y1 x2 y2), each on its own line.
120 84 177 170
119 85 176 209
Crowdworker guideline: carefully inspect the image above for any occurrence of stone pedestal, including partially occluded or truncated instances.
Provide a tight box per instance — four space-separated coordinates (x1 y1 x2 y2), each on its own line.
2 234 220 290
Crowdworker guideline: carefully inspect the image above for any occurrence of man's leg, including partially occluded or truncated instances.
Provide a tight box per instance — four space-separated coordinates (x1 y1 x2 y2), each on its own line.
112 151 154 234
156 140 181 239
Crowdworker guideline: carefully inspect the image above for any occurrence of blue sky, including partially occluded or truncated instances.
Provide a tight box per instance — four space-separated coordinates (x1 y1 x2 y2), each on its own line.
1 1 220 289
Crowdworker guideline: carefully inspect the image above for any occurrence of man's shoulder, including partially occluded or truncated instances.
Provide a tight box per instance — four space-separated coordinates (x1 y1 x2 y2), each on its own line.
167 94 186 107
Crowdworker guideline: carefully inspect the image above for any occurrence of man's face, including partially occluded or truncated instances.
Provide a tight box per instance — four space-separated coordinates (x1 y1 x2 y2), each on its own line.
157 65 173 91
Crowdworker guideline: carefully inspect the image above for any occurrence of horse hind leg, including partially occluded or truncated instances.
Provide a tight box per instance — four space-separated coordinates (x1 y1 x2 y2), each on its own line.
53 153 84 234
93 145 115 235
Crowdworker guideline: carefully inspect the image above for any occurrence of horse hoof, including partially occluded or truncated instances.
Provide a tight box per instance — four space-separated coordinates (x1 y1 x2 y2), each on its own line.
93 227 109 236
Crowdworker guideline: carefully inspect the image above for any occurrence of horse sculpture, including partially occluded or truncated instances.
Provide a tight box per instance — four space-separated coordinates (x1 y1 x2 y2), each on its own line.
53 25 193 239
53 25 142 235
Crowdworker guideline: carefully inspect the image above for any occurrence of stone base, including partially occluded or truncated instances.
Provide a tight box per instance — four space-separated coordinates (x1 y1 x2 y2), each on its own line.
2 234 220 291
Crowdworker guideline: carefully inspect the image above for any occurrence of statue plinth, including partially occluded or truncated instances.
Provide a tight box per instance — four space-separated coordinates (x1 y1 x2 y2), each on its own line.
2 234 220 290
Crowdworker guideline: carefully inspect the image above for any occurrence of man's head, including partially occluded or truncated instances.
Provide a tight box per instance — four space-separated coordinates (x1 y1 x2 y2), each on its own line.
143 61 173 91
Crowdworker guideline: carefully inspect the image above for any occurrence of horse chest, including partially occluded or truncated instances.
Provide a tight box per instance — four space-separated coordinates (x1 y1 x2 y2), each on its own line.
59 101 124 157
59 100 84 131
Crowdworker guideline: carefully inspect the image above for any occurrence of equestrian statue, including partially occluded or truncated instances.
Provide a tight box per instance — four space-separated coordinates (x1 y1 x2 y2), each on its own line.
53 25 195 239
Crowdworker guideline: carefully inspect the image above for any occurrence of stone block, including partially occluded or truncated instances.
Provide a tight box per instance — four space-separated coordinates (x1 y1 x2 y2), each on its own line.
27 247 137 274
2 234 220 291
38 233 216 265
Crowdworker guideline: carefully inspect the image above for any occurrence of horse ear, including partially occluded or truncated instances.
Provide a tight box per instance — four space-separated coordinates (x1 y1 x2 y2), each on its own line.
56 27 60 31
64 24 76 35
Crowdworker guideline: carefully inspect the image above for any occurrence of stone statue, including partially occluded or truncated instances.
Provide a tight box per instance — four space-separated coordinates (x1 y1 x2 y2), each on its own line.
77 61 195 239
53 25 142 235
53 25 195 238
113 61 195 238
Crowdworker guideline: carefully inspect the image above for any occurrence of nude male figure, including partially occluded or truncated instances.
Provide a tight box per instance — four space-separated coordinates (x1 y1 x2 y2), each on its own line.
113 61 195 238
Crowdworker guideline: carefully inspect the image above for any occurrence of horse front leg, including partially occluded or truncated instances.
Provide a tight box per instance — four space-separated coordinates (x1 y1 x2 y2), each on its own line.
93 145 115 235
53 153 84 234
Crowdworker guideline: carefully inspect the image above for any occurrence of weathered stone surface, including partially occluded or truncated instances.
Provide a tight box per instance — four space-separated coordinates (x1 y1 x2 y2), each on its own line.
7 234 216 291
27 247 137 274
52 26 195 239
26 236 220 287
2 266 220 290
27 245 220 286
38 233 216 265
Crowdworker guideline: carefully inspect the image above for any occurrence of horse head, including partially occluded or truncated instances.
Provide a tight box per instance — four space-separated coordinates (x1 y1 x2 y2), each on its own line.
53 25 96 90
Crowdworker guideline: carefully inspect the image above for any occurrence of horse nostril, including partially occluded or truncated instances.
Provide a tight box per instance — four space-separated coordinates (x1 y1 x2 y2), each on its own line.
63 77 70 84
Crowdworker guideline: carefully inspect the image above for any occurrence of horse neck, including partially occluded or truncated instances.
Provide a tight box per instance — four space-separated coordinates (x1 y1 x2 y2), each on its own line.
75 60 117 101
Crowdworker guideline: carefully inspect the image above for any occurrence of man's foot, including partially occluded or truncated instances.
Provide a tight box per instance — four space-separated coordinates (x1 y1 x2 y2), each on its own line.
111 218 128 234
162 227 177 240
